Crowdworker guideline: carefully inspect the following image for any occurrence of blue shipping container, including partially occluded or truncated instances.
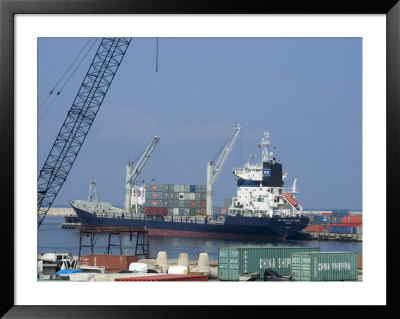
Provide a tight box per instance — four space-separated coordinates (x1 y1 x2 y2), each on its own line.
332 209 349 217
315 215 331 223
329 226 355 234
190 185 196 193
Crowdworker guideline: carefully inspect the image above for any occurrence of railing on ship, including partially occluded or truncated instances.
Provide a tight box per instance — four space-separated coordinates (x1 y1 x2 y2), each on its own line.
92 211 220 224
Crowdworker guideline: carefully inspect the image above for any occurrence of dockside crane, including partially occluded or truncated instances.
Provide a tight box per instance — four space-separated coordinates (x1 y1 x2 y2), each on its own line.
37 38 132 228
125 136 160 214
206 124 241 215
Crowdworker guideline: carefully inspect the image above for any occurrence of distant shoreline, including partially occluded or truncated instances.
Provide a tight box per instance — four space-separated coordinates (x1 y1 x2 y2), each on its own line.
47 208 76 216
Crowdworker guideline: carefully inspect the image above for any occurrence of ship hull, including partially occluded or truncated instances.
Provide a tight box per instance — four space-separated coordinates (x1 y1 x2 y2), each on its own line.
72 205 309 241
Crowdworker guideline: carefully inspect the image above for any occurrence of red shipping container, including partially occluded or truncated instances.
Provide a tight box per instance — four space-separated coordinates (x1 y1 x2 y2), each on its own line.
115 274 208 281
200 200 206 209
189 200 196 208
80 254 138 273
145 207 167 216
321 212 332 216
305 224 324 232
342 216 362 223
358 254 362 270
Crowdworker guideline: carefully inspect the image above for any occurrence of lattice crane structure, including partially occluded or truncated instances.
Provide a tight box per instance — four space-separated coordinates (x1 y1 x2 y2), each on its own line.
37 38 132 228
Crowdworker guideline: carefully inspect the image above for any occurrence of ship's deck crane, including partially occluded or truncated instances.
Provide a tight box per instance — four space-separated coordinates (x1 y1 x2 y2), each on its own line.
37 38 132 228
206 124 241 215
125 136 160 214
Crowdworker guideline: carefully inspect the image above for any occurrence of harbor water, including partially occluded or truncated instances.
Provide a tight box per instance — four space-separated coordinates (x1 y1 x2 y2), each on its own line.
38 216 362 261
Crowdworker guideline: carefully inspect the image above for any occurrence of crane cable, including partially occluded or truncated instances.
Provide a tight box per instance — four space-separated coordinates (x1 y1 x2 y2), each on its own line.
38 38 99 122
39 38 93 110
156 38 159 73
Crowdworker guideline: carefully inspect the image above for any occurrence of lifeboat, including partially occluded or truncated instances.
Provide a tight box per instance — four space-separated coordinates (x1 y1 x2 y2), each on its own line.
284 193 298 207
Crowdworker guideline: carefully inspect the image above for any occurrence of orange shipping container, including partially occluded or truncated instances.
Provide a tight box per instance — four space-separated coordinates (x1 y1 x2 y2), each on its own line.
80 254 138 273
305 224 324 232
145 207 167 216
342 216 362 223
358 254 362 270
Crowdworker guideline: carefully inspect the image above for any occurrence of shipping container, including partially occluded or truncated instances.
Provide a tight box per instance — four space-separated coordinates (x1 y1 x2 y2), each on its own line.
332 209 349 217
291 252 358 281
330 216 343 223
358 254 362 269
189 200 196 208
200 200 206 209
305 224 324 232
115 274 208 281
355 226 362 234
145 207 167 216
342 216 362 224
328 226 355 234
330 223 362 228
218 247 320 281
80 255 138 273
321 212 332 216
189 193 195 200
350 211 362 216
145 199 164 207
315 215 331 223
190 185 196 193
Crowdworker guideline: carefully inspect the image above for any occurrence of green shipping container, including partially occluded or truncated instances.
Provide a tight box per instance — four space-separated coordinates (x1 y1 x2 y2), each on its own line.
291 252 358 281
218 247 320 281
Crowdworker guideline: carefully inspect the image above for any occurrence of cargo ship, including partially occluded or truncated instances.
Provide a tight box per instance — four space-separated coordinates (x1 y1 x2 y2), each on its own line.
70 131 309 240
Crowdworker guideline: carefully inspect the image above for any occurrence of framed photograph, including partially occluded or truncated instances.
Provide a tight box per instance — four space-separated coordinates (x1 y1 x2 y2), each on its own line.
1 0 398 317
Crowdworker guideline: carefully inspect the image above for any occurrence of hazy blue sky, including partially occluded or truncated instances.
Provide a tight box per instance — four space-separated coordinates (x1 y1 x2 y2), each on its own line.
38 37 362 210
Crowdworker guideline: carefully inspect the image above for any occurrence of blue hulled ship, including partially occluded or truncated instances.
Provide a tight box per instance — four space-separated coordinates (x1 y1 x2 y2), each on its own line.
71 131 309 240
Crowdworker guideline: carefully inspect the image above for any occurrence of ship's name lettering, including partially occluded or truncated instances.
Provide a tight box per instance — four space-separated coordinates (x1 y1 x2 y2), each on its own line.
318 262 351 271
260 258 291 269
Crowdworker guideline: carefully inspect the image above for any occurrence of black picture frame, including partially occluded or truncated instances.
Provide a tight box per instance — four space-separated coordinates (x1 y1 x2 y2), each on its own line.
1 0 398 317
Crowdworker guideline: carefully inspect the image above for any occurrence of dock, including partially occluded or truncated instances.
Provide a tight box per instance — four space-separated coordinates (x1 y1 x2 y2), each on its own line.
289 230 362 242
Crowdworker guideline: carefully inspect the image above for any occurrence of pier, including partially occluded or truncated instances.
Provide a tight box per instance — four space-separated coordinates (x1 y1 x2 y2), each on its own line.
289 230 362 242
78 226 150 260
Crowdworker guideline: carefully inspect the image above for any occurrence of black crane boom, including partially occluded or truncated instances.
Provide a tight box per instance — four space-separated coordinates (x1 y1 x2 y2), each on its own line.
37 38 131 228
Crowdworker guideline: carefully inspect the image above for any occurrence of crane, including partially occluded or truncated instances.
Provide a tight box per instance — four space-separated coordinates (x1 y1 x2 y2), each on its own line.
37 38 132 228
125 136 160 214
206 124 241 215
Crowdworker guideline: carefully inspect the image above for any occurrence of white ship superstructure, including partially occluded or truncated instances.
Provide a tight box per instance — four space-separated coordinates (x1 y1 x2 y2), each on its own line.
229 132 302 218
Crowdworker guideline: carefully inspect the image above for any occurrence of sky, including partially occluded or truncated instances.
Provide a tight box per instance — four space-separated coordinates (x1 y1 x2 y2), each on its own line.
38 37 362 211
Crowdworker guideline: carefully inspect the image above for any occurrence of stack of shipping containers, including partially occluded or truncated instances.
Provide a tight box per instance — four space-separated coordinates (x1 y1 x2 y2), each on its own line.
304 209 362 234
142 184 207 216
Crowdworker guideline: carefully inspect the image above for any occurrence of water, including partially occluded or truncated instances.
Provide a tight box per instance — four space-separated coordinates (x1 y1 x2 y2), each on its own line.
39 216 362 261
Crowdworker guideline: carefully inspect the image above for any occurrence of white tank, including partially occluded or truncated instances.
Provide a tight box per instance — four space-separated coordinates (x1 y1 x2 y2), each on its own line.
168 265 188 274
129 262 148 272
156 251 168 273
177 253 189 267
